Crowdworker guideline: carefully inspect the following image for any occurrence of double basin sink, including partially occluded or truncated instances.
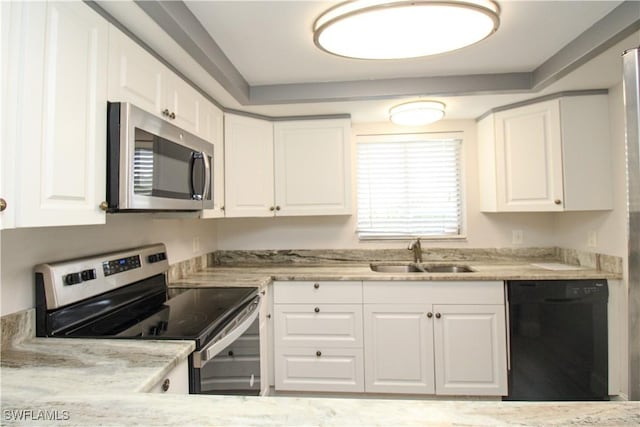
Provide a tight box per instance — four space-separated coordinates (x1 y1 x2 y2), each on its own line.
370 263 475 273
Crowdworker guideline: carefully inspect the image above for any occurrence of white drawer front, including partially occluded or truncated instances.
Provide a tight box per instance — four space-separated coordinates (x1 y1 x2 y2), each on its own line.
274 281 362 304
274 304 363 348
275 347 364 392
363 281 504 304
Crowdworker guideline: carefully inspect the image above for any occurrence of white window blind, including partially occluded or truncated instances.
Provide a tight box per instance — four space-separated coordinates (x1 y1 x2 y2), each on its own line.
357 134 463 239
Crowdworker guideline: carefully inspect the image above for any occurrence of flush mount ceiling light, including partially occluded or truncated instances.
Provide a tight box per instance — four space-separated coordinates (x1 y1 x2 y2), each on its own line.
389 101 446 126
313 0 500 60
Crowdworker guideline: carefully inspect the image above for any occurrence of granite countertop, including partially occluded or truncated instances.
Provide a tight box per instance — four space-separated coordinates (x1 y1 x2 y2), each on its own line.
2 252 634 426
2 310 639 426
169 261 620 289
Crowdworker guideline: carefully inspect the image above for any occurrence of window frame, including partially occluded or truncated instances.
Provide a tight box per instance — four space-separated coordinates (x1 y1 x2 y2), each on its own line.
355 131 467 241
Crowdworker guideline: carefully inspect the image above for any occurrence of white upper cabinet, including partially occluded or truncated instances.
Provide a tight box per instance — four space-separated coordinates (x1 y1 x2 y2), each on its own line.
5 1 108 228
274 119 351 216
224 115 352 218
478 94 612 212
108 26 204 139
107 25 164 116
224 114 275 217
200 100 225 218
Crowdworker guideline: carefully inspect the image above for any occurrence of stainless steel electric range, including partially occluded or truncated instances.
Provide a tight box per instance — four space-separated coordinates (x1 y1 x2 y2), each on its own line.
34 243 261 395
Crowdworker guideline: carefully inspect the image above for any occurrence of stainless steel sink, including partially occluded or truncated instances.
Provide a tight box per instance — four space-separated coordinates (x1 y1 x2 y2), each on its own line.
422 264 475 273
370 263 423 273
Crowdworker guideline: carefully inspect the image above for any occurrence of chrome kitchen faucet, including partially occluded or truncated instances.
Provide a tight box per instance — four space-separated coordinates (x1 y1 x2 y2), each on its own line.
408 238 422 263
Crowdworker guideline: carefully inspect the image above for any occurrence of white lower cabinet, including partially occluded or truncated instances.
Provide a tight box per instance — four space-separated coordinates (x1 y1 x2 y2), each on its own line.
273 281 364 392
363 305 435 394
433 304 507 395
149 357 189 394
363 281 508 396
272 280 507 396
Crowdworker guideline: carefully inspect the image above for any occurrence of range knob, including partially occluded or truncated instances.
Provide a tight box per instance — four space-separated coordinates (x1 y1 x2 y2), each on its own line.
64 273 82 286
81 269 96 281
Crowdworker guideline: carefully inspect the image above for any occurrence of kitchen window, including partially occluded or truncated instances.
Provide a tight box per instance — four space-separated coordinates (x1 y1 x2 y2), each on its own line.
356 133 463 239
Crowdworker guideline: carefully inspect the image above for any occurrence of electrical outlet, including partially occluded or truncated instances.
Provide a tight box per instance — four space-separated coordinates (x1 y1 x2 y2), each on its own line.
588 231 597 248
192 236 201 253
512 230 524 245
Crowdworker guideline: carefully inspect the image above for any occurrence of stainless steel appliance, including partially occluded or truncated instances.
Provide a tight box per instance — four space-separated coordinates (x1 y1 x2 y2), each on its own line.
107 102 213 212
34 244 261 395
623 46 640 401
506 279 609 401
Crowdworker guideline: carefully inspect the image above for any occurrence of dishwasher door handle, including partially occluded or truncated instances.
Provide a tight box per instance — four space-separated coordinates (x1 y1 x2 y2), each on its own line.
192 296 261 368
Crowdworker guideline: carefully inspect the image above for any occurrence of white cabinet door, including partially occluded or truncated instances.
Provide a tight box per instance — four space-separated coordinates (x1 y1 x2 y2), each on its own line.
15 1 107 227
200 100 225 218
224 113 274 217
432 304 507 396
274 119 351 216
164 72 200 136
1 0 20 229
275 347 364 392
494 100 564 212
107 25 164 116
363 304 435 394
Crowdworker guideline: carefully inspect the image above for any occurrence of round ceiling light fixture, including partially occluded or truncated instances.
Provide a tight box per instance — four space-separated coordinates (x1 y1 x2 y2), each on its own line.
389 101 446 126
313 0 500 60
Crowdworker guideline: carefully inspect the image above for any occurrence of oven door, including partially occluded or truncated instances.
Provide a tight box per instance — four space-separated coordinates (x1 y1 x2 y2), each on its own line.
107 102 213 211
190 295 262 394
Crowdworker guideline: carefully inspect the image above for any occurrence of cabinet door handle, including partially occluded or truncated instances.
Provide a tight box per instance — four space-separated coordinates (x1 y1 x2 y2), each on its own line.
228 350 234 357
427 312 433 318
161 378 170 392
0 198 7 212
554 199 562 205
162 108 170 117
99 201 108 211
169 112 176 120
314 307 320 313
313 283 320 289
435 312 441 319
269 206 275 211
316 351 322 357
275 206 281 211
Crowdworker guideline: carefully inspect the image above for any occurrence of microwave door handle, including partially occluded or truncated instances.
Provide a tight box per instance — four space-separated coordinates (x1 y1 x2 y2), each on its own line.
190 152 205 201
192 296 261 369
202 152 211 202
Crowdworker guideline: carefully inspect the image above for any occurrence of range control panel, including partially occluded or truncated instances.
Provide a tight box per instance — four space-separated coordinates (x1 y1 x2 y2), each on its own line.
35 243 169 310
103 255 142 277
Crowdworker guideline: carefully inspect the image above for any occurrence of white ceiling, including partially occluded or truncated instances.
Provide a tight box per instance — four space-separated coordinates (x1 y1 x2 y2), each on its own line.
185 1 621 85
99 1 640 122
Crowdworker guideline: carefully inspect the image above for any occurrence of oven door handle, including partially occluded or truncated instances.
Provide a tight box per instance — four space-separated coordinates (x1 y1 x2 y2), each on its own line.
192 295 261 369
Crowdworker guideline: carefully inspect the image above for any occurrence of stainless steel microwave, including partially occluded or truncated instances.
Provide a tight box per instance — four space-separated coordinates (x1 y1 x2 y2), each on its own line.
106 102 213 211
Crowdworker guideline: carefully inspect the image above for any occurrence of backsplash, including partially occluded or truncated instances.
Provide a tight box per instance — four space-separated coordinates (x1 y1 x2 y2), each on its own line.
1 309 35 346
205 247 622 275
167 253 214 282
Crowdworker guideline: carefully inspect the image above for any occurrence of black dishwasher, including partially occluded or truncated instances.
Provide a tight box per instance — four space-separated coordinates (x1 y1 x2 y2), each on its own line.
505 279 609 401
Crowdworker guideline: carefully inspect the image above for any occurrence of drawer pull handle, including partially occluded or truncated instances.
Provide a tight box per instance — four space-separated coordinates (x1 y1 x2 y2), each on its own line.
313 283 320 289
314 307 320 313
316 351 322 357
161 378 170 392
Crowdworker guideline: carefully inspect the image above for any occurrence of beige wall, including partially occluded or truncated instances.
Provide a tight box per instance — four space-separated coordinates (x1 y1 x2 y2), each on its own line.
0 214 218 315
552 83 628 258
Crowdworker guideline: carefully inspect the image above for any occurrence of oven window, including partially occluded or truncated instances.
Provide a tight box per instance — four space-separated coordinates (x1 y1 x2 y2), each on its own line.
133 128 194 199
